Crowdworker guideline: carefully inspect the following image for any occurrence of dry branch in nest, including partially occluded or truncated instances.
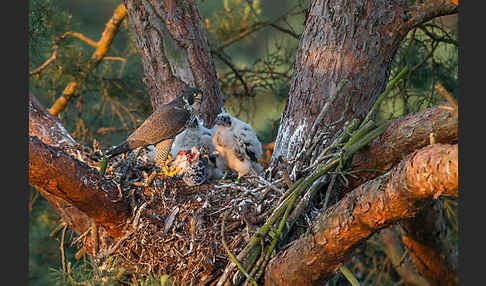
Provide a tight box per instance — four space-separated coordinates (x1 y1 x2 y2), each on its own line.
83 151 288 285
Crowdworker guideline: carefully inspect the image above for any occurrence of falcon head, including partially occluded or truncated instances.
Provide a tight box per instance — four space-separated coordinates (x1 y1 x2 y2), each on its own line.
215 113 232 127
182 88 204 112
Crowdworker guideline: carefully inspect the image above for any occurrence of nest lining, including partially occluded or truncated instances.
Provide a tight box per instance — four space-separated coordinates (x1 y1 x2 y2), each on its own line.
98 154 284 285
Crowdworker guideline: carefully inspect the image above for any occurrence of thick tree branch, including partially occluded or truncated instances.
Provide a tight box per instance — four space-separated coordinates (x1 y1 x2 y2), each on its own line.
264 144 458 285
30 92 130 238
29 92 78 148
400 200 458 286
29 136 130 238
400 0 458 34
48 3 127 116
346 103 457 192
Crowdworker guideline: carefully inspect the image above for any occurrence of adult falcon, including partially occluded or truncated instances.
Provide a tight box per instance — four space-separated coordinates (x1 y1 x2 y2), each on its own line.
105 87 204 175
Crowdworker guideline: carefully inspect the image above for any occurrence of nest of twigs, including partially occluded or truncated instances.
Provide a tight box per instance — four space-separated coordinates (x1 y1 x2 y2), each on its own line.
95 151 287 285
69 67 412 285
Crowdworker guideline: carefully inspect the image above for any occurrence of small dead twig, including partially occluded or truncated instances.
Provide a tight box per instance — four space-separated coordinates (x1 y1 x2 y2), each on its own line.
71 226 92 246
435 82 458 115
104 229 135 257
29 45 58 76
221 211 258 286
29 190 40 213
59 223 68 273
281 168 293 188
161 206 179 238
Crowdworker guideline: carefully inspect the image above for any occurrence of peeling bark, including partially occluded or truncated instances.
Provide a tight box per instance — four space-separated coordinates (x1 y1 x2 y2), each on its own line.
124 0 222 126
346 103 458 192
270 0 457 168
400 200 458 286
264 144 458 285
29 92 78 148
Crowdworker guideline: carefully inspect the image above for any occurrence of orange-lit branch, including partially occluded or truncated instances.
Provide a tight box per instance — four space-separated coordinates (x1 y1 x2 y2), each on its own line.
48 3 127 116
264 144 458 285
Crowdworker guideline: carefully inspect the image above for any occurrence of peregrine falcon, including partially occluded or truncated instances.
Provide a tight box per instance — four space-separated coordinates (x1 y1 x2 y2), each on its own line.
105 88 204 174
212 112 263 182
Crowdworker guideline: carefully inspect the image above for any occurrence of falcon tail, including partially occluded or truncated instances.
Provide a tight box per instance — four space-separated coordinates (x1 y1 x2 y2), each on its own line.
105 141 131 158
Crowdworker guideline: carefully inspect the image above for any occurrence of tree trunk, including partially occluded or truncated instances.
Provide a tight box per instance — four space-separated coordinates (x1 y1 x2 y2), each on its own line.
270 0 457 170
124 0 223 126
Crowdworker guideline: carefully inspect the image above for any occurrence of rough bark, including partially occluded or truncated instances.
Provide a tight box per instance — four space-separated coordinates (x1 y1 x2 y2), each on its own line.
380 227 430 286
400 200 458 286
264 143 458 285
29 93 130 238
124 0 223 126
29 136 130 238
270 0 457 168
29 92 78 148
346 103 458 192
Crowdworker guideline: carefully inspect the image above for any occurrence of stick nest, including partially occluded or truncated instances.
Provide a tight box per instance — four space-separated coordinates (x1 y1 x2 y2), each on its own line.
96 153 285 285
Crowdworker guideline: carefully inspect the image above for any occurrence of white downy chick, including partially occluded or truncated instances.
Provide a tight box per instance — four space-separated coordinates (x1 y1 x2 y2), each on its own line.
212 112 263 181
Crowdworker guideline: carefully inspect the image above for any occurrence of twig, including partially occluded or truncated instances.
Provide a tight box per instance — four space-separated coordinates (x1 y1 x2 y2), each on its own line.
221 211 259 286
29 190 40 213
269 23 299 39
214 8 306 52
71 226 92 246
322 175 336 212
339 265 361 286
62 31 99 47
29 45 58 76
66 262 91 285
434 82 458 113
278 176 327 244
104 229 135 257
59 223 68 273
103 56 127 78
360 65 409 129
132 201 149 230
50 222 67 238
281 168 293 188
213 50 251 96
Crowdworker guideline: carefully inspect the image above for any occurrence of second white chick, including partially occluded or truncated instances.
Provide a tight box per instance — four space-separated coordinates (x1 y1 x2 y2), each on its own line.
170 117 215 158
212 112 263 181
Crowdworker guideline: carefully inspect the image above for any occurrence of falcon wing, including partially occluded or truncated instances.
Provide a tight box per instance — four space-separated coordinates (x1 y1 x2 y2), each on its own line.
127 104 190 147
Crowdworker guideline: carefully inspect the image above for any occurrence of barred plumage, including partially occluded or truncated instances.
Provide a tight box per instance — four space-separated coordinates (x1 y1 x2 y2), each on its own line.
105 88 204 168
